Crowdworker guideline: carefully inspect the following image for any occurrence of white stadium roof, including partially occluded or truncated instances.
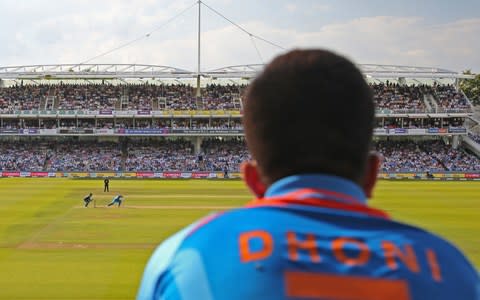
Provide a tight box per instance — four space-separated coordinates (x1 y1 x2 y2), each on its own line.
0 63 474 81
0 64 193 80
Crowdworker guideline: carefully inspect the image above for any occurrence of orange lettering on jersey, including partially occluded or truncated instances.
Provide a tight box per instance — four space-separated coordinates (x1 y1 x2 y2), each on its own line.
332 237 370 266
426 249 442 282
239 230 273 263
286 232 321 263
381 241 420 273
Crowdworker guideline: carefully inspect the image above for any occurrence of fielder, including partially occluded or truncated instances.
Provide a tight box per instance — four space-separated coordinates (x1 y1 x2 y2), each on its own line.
107 195 123 207
83 193 93 207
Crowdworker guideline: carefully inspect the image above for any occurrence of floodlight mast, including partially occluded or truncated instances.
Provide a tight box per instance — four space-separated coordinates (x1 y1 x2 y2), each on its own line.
196 0 201 97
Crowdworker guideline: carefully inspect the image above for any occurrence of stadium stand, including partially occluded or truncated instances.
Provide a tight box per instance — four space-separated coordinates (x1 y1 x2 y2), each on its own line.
125 138 249 172
0 140 48 171
0 138 479 172
0 83 244 112
47 141 122 172
375 140 480 172
0 83 471 113
202 84 245 110
200 138 250 172
371 83 426 113
468 132 480 145
0 80 478 173
432 84 471 112
56 84 119 111
0 85 46 113
125 139 197 171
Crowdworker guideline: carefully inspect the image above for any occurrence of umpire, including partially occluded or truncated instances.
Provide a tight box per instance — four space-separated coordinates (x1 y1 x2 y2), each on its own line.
104 177 109 192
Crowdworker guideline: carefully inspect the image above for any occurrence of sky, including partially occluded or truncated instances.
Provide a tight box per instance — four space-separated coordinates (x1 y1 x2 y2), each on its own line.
0 0 479 73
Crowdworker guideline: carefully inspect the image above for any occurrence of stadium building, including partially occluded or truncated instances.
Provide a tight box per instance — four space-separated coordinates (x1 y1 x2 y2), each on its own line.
0 63 479 179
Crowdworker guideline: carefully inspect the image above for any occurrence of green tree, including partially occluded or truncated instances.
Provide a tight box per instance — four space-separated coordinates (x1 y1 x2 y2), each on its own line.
460 70 480 106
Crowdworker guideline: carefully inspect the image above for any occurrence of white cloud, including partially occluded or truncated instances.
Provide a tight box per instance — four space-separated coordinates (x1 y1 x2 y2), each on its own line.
245 16 480 72
0 2 479 73
312 3 331 13
285 3 297 12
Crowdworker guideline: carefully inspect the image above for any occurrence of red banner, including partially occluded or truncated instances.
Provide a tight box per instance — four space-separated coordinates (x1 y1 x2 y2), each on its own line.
2 172 20 177
136 172 154 178
31 172 49 177
464 173 480 178
163 172 182 178
192 172 210 178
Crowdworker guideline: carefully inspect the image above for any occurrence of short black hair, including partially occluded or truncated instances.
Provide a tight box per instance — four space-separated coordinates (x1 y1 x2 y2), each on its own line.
243 49 374 184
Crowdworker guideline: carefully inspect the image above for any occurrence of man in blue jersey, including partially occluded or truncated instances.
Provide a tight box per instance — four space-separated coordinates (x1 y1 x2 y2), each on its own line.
107 195 123 207
138 50 480 300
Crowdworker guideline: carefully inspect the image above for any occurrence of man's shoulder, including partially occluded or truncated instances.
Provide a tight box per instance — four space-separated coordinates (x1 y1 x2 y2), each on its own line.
137 214 223 299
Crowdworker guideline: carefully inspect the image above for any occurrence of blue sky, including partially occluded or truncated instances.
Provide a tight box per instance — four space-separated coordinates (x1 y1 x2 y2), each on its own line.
0 0 479 72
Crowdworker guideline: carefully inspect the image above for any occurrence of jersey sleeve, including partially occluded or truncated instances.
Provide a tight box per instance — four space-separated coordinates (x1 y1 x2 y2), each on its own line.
477 278 480 298
137 215 219 300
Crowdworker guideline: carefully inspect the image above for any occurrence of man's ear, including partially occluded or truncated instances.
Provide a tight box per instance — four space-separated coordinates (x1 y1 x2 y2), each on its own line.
241 161 267 198
363 152 381 198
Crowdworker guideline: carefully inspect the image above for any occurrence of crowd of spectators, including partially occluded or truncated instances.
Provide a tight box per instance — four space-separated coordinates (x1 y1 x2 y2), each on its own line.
433 84 471 111
0 85 48 113
159 84 196 110
377 117 465 129
439 146 480 171
47 141 122 171
2 83 471 113
371 83 426 112
0 83 245 112
125 139 197 171
468 132 480 146
371 82 472 113
57 84 119 111
375 140 480 172
200 138 250 172
202 84 245 110
0 141 48 171
125 138 249 171
1 138 479 172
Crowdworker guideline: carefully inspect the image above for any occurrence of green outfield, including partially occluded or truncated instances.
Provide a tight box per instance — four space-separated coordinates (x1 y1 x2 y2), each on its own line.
0 178 478 299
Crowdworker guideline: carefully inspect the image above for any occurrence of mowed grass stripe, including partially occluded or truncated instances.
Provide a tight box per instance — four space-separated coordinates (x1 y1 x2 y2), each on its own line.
74 205 238 209
103 194 247 198
0 179 75 248
18 242 156 249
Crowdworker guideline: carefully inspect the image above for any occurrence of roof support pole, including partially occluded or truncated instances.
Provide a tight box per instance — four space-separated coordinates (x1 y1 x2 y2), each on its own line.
196 0 202 97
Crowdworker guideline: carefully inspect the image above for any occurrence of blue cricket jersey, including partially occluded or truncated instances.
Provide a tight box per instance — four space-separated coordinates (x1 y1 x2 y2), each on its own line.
137 174 480 300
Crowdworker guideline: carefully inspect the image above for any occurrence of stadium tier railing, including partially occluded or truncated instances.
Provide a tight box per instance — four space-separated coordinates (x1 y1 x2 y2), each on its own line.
0 127 469 136
0 171 241 179
0 107 473 116
0 171 478 180
378 172 480 180
0 109 243 116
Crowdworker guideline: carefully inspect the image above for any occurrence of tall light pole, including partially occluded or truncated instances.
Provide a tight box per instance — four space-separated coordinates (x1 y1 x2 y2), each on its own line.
196 0 201 97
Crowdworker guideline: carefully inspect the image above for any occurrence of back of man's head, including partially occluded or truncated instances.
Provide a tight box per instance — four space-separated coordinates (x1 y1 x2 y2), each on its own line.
243 49 374 185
